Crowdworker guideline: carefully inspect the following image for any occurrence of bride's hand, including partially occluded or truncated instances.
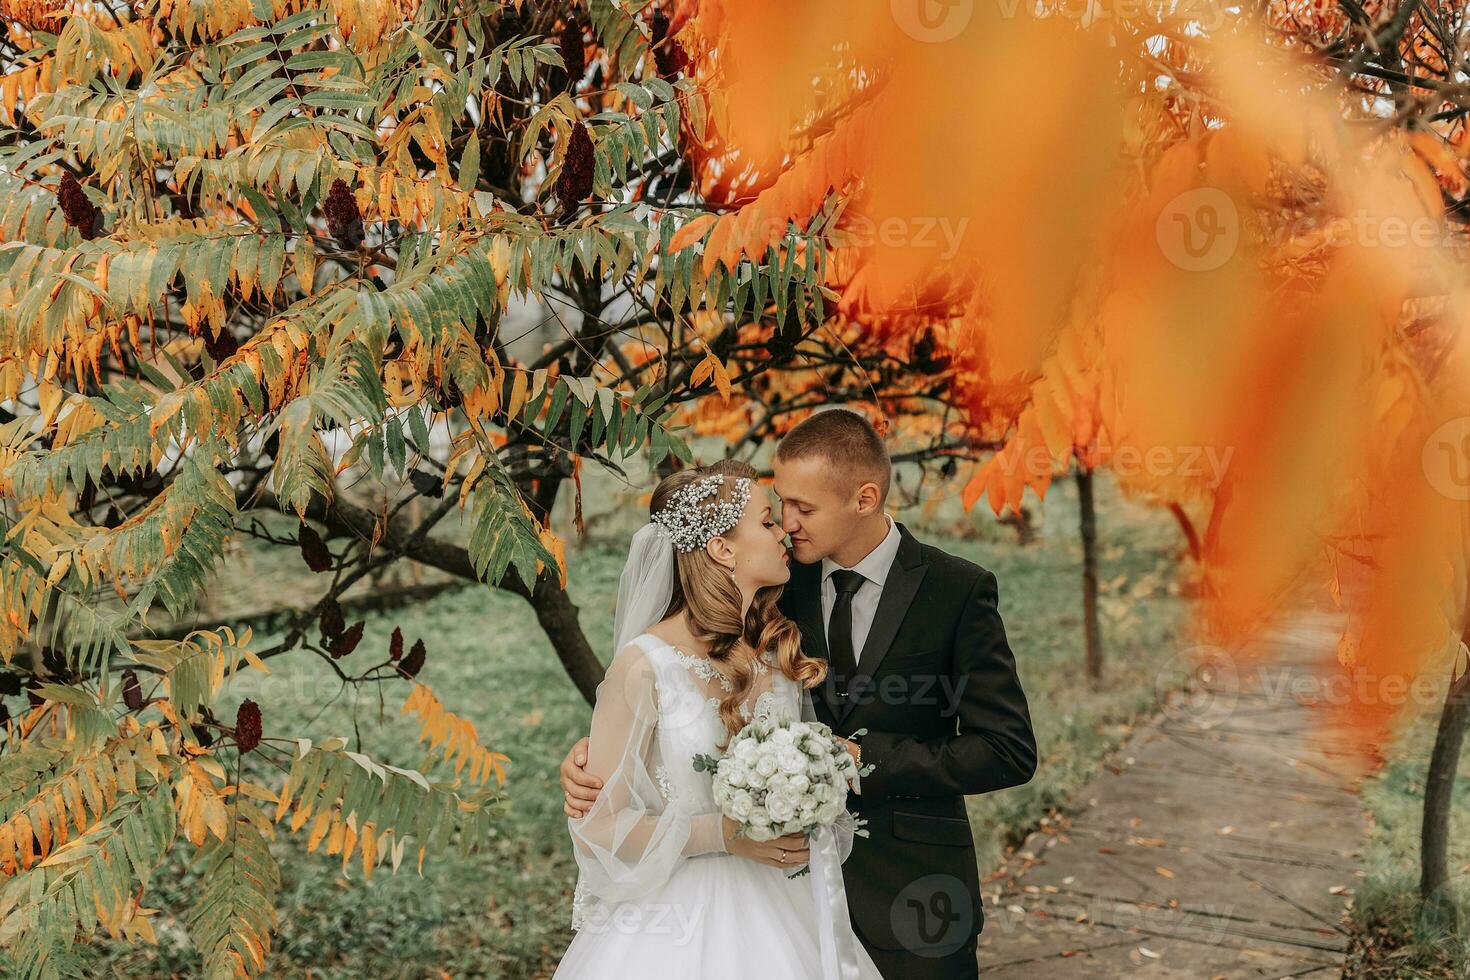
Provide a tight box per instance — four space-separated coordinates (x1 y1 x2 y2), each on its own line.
560 736 601 818
721 817 809 868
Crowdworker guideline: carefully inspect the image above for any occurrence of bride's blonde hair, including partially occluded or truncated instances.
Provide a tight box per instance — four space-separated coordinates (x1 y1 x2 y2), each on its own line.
651 459 826 738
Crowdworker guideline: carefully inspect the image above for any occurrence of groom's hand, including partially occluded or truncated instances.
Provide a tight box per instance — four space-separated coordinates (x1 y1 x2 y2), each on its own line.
561 736 601 818
834 736 862 794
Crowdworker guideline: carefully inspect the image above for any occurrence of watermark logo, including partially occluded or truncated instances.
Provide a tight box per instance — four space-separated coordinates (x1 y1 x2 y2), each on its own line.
890 873 974 957
1156 187 1239 272
1423 415 1470 501
892 0 975 42
1155 643 1239 729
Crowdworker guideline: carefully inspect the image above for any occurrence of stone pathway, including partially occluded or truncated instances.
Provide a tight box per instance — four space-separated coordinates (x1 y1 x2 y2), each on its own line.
979 609 1368 978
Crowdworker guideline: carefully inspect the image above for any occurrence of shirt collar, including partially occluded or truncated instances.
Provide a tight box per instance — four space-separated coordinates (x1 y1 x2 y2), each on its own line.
821 515 900 590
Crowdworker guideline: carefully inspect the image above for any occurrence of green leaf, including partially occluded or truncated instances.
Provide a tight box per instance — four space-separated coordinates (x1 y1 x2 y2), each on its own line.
459 134 480 191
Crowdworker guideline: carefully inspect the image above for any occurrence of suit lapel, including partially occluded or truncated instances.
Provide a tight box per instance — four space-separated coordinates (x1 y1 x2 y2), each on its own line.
837 523 928 724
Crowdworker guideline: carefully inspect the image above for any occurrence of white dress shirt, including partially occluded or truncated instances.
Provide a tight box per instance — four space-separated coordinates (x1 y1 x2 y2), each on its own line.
813 515 901 796
819 514 902 664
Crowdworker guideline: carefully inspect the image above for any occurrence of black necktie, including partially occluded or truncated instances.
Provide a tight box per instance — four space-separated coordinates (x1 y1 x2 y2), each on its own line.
827 569 866 698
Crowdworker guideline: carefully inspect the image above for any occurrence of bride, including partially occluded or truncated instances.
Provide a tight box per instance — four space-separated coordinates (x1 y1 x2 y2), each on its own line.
552 459 884 979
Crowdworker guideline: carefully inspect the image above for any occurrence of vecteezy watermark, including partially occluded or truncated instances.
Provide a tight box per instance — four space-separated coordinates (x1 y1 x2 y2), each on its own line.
891 0 975 42
891 0 1227 40
1154 643 1240 729
1156 187 1241 272
989 0 1229 29
1158 186 1464 272
963 443 1235 493
889 873 974 957
1422 415 1470 501
834 215 971 262
1254 663 1447 711
1156 642 1454 727
830 671 968 713
575 900 706 945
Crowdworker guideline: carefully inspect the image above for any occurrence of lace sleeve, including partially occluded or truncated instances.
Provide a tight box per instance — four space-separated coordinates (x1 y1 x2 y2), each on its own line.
568 641 726 918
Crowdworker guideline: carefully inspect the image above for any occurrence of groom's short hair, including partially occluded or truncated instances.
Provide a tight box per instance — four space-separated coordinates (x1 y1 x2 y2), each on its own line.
775 408 891 502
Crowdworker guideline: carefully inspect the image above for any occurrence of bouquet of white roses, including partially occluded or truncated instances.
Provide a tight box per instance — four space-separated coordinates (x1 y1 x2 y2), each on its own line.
693 717 870 875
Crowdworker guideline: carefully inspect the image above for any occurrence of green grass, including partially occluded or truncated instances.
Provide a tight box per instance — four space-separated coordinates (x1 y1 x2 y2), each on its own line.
1346 702 1470 979
58 466 1194 979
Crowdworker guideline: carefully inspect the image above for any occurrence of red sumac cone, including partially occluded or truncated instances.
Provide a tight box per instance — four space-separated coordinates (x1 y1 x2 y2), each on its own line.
560 20 585 88
323 178 364 246
236 699 262 753
555 123 594 216
121 670 143 711
57 173 100 240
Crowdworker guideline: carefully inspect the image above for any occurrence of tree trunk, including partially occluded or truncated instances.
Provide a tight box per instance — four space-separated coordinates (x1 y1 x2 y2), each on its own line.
1076 461 1103 684
529 573 604 704
1167 501 1202 563
248 490 608 705
1420 664 1470 926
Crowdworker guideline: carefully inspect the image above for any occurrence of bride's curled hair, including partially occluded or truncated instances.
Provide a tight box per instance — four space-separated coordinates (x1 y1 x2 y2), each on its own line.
651 459 826 739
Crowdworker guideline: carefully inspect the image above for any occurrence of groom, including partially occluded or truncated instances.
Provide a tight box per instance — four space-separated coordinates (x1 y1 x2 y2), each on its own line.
559 408 1038 979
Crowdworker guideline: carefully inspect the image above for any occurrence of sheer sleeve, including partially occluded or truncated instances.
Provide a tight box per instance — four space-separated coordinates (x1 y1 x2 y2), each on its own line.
568 641 726 921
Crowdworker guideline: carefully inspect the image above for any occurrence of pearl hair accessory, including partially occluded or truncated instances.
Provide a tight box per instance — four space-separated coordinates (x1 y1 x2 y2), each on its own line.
651 473 754 553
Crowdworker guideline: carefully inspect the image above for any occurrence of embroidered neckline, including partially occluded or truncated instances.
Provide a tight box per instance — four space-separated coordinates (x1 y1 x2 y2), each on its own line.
643 634 777 691
668 646 735 692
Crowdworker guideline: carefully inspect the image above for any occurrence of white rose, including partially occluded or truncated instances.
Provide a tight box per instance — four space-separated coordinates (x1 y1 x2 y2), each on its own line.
749 809 771 828
729 790 755 820
725 761 749 787
804 736 828 756
788 773 811 795
767 794 796 822
733 738 758 761
771 727 796 746
776 787 799 822
778 747 807 774
817 799 843 823
755 754 779 778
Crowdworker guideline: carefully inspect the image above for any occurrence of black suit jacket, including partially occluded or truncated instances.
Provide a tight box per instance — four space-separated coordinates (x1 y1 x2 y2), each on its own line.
777 522 1037 963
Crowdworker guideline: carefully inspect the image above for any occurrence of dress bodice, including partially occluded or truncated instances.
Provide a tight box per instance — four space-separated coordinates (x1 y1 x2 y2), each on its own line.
632 634 803 817
566 632 811 934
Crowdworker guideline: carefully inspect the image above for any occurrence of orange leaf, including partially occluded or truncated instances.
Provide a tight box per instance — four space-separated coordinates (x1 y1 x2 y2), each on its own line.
668 213 717 253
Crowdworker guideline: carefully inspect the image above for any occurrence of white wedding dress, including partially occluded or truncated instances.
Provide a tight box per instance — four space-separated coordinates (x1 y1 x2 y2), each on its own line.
553 632 883 979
